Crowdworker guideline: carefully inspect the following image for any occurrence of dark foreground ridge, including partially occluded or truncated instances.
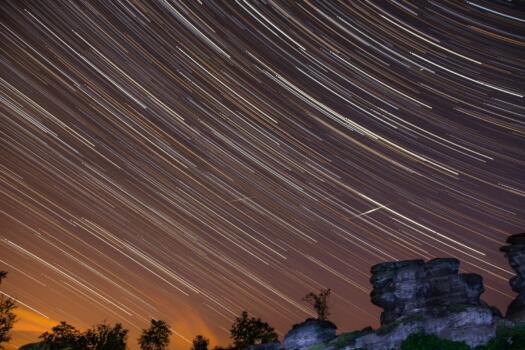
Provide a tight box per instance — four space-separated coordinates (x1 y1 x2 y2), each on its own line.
247 233 525 350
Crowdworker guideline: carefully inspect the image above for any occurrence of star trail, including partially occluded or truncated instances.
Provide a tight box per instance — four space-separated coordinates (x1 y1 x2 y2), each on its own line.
0 1 524 349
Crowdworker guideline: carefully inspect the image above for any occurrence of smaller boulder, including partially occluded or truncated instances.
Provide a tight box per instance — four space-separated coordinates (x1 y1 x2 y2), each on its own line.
283 319 336 350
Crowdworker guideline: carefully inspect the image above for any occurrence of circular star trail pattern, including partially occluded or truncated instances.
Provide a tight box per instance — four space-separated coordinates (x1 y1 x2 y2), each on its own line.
1 1 524 349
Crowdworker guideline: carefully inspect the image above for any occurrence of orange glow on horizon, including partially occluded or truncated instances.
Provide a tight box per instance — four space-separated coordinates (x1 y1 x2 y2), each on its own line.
6 307 57 349
169 311 224 350
6 306 227 350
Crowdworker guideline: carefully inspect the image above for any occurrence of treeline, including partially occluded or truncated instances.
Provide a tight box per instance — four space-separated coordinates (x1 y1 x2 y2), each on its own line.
0 270 331 350
25 319 171 350
21 311 279 350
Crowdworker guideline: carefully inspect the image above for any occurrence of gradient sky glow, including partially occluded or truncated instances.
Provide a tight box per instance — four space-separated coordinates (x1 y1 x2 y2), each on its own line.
1 1 524 349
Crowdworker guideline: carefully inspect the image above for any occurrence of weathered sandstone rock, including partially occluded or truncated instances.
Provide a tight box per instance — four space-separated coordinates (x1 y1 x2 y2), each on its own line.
501 232 525 322
283 318 336 350
370 258 485 324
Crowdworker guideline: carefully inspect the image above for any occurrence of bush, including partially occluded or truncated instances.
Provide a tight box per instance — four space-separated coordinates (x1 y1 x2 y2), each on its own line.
85 322 128 350
400 333 470 350
192 335 210 350
39 321 83 350
139 319 171 350
37 321 128 350
230 311 278 348
477 324 525 350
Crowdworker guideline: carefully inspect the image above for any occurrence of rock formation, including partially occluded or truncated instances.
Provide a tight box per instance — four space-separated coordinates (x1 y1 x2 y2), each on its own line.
294 258 504 350
259 236 525 350
501 232 525 322
370 258 486 324
283 318 336 350
318 258 501 349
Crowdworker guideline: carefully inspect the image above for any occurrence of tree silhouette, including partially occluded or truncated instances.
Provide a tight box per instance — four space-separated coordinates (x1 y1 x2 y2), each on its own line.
39 321 84 350
229 311 278 349
138 319 172 350
192 335 210 350
85 322 128 350
303 288 331 321
34 321 129 350
0 271 16 350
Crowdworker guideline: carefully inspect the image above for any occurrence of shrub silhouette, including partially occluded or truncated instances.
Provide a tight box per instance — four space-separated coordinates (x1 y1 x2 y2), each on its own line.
30 321 129 350
39 321 83 350
230 311 278 348
400 333 470 350
85 322 128 350
303 288 331 321
139 319 172 350
0 271 16 350
192 335 210 350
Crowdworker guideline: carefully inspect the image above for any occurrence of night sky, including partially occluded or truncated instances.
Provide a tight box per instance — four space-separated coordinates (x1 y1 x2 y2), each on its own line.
1 1 524 349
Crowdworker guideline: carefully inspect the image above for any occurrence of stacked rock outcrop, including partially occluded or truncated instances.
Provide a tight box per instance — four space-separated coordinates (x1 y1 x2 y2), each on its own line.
370 258 486 324
500 232 525 322
341 258 502 349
